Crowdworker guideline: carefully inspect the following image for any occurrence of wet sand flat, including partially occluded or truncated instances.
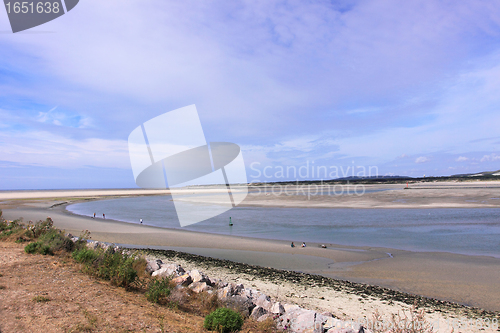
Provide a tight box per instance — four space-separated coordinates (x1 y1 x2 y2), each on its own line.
1 182 500 313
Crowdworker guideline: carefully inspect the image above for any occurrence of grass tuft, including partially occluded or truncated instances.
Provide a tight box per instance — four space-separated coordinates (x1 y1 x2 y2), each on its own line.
32 295 50 302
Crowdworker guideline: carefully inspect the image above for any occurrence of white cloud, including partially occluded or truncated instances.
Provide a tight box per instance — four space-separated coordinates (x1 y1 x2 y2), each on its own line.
415 156 429 163
480 153 500 162
456 156 469 162
0 130 129 169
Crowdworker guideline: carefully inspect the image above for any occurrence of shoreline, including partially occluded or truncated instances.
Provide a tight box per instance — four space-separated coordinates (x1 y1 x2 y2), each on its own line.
1 184 500 315
139 247 500 319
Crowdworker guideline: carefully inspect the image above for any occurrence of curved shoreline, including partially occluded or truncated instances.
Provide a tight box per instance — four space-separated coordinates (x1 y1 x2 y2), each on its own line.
64 195 500 260
1 186 500 313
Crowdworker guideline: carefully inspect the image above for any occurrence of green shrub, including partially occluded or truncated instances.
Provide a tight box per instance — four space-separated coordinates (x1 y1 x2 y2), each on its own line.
23 228 75 255
145 278 171 304
25 218 54 238
24 241 39 254
0 218 24 239
73 247 141 288
24 241 53 255
39 229 75 252
204 308 244 333
72 248 100 263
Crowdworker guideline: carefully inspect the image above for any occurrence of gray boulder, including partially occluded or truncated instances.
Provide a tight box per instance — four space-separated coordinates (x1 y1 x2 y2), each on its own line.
250 306 268 319
255 294 273 312
271 301 285 315
257 313 273 322
189 269 209 283
171 273 192 286
146 259 163 273
189 281 212 293
224 295 255 317
152 264 185 277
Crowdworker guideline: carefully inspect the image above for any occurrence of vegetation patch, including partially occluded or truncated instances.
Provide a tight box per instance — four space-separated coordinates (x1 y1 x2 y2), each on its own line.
32 295 50 303
204 307 244 333
145 277 172 304
72 247 145 288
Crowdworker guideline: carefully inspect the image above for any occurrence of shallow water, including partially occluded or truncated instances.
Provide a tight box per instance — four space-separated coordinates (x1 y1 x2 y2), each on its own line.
67 195 500 258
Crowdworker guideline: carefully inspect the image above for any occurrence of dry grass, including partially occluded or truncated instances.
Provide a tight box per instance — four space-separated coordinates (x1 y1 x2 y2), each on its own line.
369 302 438 333
32 295 51 303
240 317 281 333
0 242 208 333
0 241 283 333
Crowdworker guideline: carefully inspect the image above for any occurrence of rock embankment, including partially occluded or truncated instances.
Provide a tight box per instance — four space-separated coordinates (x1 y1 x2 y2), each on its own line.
143 255 368 333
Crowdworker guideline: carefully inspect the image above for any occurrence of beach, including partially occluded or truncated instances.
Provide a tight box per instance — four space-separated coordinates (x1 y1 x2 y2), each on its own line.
1 182 500 332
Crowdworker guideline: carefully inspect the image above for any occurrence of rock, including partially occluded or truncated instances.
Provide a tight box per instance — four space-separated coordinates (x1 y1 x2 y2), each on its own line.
271 302 285 314
255 294 273 312
250 306 268 319
224 295 255 317
233 283 244 295
257 313 273 322
321 315 363 333
293 309 317 333
242 288 259 299
152 264 185 278
86 241 98 249
279 308 319 333
171 274 192 286
216 280 228 289
189 269 208 283
189 281 211 293
283 303 301 313
217 285 234 300
146 259 163 273
100 243 111 251
326 328 357 333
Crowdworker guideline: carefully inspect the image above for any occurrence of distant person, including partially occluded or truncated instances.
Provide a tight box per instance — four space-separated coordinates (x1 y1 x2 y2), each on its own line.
301 242 306 248
291 242 295 248
321 244 327 248
140 218 143 224
93 213 96 218
103 213 105 219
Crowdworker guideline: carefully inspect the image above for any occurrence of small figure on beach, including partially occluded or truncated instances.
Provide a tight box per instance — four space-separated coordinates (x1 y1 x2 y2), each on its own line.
301 242 306 247
229 217 233 226
140 218 143 224
93 213 96 218
103 213 105 219
291 242 295 248
321 244 327 248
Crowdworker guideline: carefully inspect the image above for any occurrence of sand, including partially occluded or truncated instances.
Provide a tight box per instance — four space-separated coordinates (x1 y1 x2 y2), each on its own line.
1 182 499 332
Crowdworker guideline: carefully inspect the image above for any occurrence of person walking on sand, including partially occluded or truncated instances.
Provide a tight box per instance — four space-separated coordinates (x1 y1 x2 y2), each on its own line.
291 242 295 248
103 213 105 219
140 218 143 224
301 242 306 247
93 213 96 218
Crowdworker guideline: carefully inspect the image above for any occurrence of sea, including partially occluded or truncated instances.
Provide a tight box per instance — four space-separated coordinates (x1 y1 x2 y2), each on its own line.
66 195 500 258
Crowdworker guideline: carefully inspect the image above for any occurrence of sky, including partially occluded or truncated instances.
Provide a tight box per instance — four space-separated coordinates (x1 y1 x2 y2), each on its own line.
1 0 500 189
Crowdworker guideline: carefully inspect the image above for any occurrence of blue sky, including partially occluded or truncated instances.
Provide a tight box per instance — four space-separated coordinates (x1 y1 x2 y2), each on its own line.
1 0 500 189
